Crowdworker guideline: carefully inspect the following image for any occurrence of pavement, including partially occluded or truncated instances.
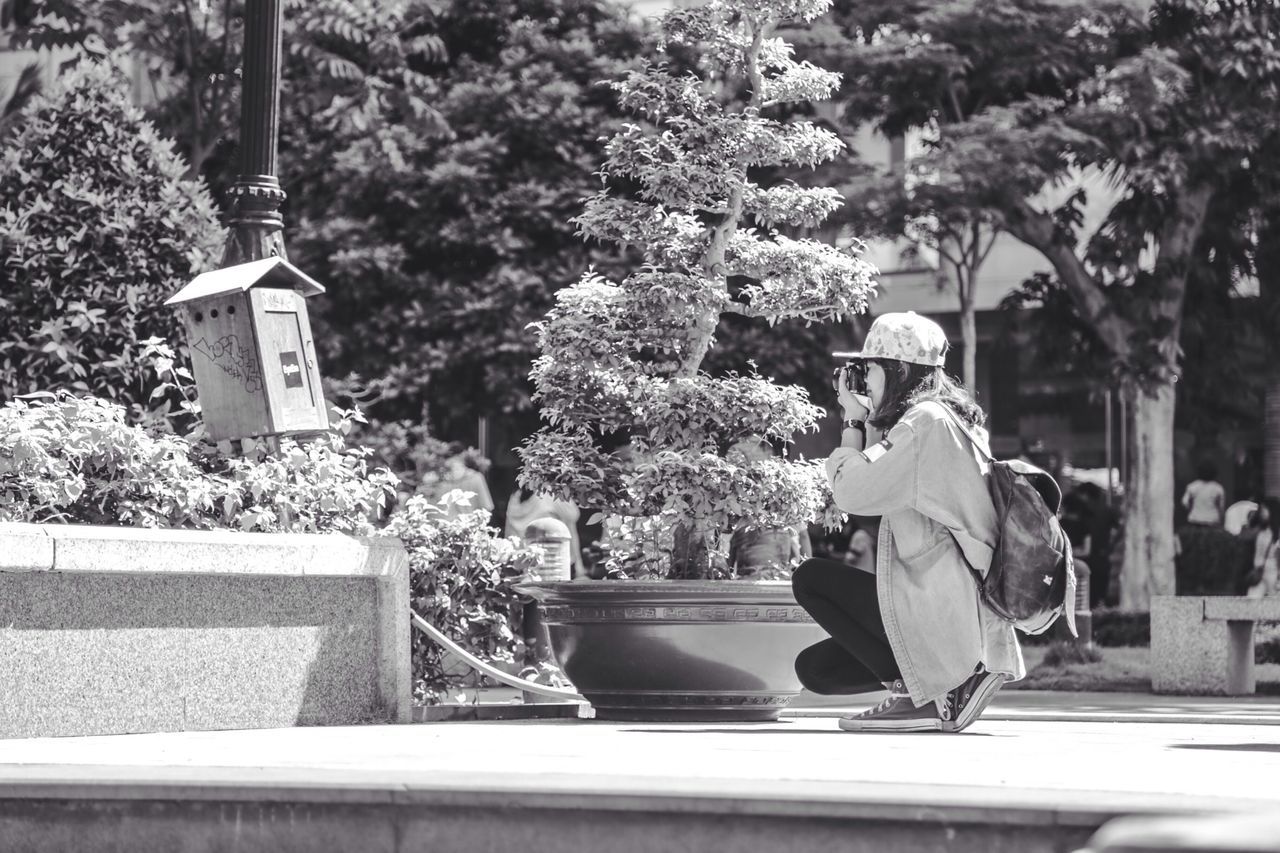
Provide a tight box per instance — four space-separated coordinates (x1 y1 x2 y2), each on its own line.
791 687 1280 725
0 691 1277 852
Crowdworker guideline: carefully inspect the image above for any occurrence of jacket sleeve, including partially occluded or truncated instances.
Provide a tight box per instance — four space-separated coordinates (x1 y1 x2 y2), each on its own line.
824 420 919 516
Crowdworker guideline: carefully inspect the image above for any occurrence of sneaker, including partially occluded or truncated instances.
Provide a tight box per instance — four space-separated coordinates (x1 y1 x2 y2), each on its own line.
942 667 1006 733
837 679 951 732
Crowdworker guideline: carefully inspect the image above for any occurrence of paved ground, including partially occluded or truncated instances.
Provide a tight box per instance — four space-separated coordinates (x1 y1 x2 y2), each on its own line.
0 691 1277 820
791 688 1280 725
2 692 1279 851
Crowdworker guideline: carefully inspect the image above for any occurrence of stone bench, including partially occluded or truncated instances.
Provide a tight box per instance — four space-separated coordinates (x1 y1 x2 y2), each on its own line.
0 523 410 738
1152 595 1280 695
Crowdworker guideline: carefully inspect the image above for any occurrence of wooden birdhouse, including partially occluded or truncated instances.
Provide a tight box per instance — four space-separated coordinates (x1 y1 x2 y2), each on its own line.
165 257 329 443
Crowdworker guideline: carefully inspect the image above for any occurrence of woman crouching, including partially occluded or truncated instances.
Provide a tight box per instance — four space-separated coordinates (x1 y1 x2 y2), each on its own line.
793 312 1024 733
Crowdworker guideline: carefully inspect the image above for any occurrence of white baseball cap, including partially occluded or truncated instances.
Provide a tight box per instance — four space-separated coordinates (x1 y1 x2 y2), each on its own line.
834 311 949 367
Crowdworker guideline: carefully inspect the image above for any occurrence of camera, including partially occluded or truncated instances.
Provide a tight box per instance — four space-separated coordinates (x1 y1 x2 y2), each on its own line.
831 358 867 395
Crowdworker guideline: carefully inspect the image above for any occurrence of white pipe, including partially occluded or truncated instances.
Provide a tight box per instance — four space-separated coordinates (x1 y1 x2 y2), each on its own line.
410 611 586 702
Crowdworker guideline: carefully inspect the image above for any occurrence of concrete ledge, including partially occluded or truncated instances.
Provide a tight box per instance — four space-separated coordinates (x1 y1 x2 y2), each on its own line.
0 524 54 570
1152 595 1280 695
1204 597 1280 621
0 523 410 738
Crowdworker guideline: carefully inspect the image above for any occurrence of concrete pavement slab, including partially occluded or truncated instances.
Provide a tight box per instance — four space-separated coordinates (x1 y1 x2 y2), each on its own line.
0 716 1275 852
0 716 1276 811
790 689 1280 725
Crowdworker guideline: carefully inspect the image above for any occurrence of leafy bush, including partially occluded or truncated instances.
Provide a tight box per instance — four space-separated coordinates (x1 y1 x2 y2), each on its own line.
1041 640 1104 667
344 415 490 503
1090 609 1151 647
1021 608 1151 647
1258 636 1280 666
1175 525 1252 596
0 392 395 531
0 58 223 416
0 391 539 701
519 0 875 579
386 493 542 703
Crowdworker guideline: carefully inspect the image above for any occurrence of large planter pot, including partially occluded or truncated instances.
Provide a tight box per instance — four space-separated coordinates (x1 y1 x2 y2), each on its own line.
515 579 827 722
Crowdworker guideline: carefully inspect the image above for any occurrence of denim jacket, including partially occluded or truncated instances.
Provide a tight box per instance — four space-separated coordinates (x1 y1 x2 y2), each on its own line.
826 400 1025 706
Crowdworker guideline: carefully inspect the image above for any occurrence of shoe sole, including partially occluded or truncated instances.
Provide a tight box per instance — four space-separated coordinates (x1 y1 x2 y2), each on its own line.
944 674 1005 733
838 717 944 733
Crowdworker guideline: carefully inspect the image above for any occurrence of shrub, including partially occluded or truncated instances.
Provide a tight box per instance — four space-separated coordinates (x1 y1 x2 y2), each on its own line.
0 391 540 701
0 58 223 416
518 0 876 578
387 494 542 703
1175 525 1249 596
1041 640 1104 667
1090 608 1151 647
345 415 490 504
1019 608 1151 647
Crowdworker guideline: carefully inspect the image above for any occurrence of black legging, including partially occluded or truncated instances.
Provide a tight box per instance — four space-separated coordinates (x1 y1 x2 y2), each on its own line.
792 557 901 694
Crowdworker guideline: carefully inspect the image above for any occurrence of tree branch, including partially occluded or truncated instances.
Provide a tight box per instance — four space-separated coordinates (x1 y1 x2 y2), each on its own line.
687 17 765 377
936 224 963 271
945 82 965 125
1001 196 1131 357
1151 182 1216 326
976 227 999 267
180 0 206 179
205 0 235 164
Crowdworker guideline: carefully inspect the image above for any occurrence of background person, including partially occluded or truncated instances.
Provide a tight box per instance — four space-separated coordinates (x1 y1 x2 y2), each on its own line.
1182 461 1226 527
415 445 495 521
792 312 1022 734
841 518 877 574
726 435 808 575
506 487 585 577
1176 461 1237 594
1245 498 1280 598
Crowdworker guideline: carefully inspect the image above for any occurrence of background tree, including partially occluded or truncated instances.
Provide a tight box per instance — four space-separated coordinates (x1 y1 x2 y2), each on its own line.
519 0 876 578
794 0 1135 390
5 0 446 186
284 0 649 441
926 0 1280 608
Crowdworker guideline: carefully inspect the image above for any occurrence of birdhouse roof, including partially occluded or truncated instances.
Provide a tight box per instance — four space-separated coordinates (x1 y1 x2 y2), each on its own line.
164 257 325 305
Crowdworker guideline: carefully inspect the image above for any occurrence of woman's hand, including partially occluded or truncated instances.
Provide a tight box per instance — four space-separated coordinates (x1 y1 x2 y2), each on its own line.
836 379 871 421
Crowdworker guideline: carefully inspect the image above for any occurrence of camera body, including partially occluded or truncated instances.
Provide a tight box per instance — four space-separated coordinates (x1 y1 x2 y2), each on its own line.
831 359 868 395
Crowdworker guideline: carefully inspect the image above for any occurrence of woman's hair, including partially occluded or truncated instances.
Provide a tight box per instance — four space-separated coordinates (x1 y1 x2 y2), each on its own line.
1196 460 1218 482
868 359 985 432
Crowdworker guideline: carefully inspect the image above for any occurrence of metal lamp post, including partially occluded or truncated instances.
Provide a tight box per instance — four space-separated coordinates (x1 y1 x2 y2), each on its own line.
223 0 287 265
167 0 330 459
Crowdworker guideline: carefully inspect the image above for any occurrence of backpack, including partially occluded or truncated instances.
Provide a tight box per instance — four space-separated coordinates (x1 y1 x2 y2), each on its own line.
940 407 1078 637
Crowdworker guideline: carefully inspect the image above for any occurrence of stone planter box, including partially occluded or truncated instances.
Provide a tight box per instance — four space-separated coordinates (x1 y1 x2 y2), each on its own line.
0 523 409 738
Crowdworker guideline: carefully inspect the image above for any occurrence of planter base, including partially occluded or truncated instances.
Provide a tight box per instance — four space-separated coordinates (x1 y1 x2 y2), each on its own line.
516 580 827 722
586 691 797 722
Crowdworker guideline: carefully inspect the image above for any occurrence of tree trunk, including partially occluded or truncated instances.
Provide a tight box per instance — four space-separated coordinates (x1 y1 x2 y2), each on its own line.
1259 209 1280 498
1267 376 1280 499
1120 382 1178 609
670 523 711 580
959 296 977 391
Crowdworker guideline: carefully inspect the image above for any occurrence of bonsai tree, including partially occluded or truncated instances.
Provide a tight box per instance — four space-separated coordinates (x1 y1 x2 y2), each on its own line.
518 0 876 579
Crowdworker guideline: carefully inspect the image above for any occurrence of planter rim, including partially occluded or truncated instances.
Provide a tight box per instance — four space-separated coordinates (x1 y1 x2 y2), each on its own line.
515 578 798 607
